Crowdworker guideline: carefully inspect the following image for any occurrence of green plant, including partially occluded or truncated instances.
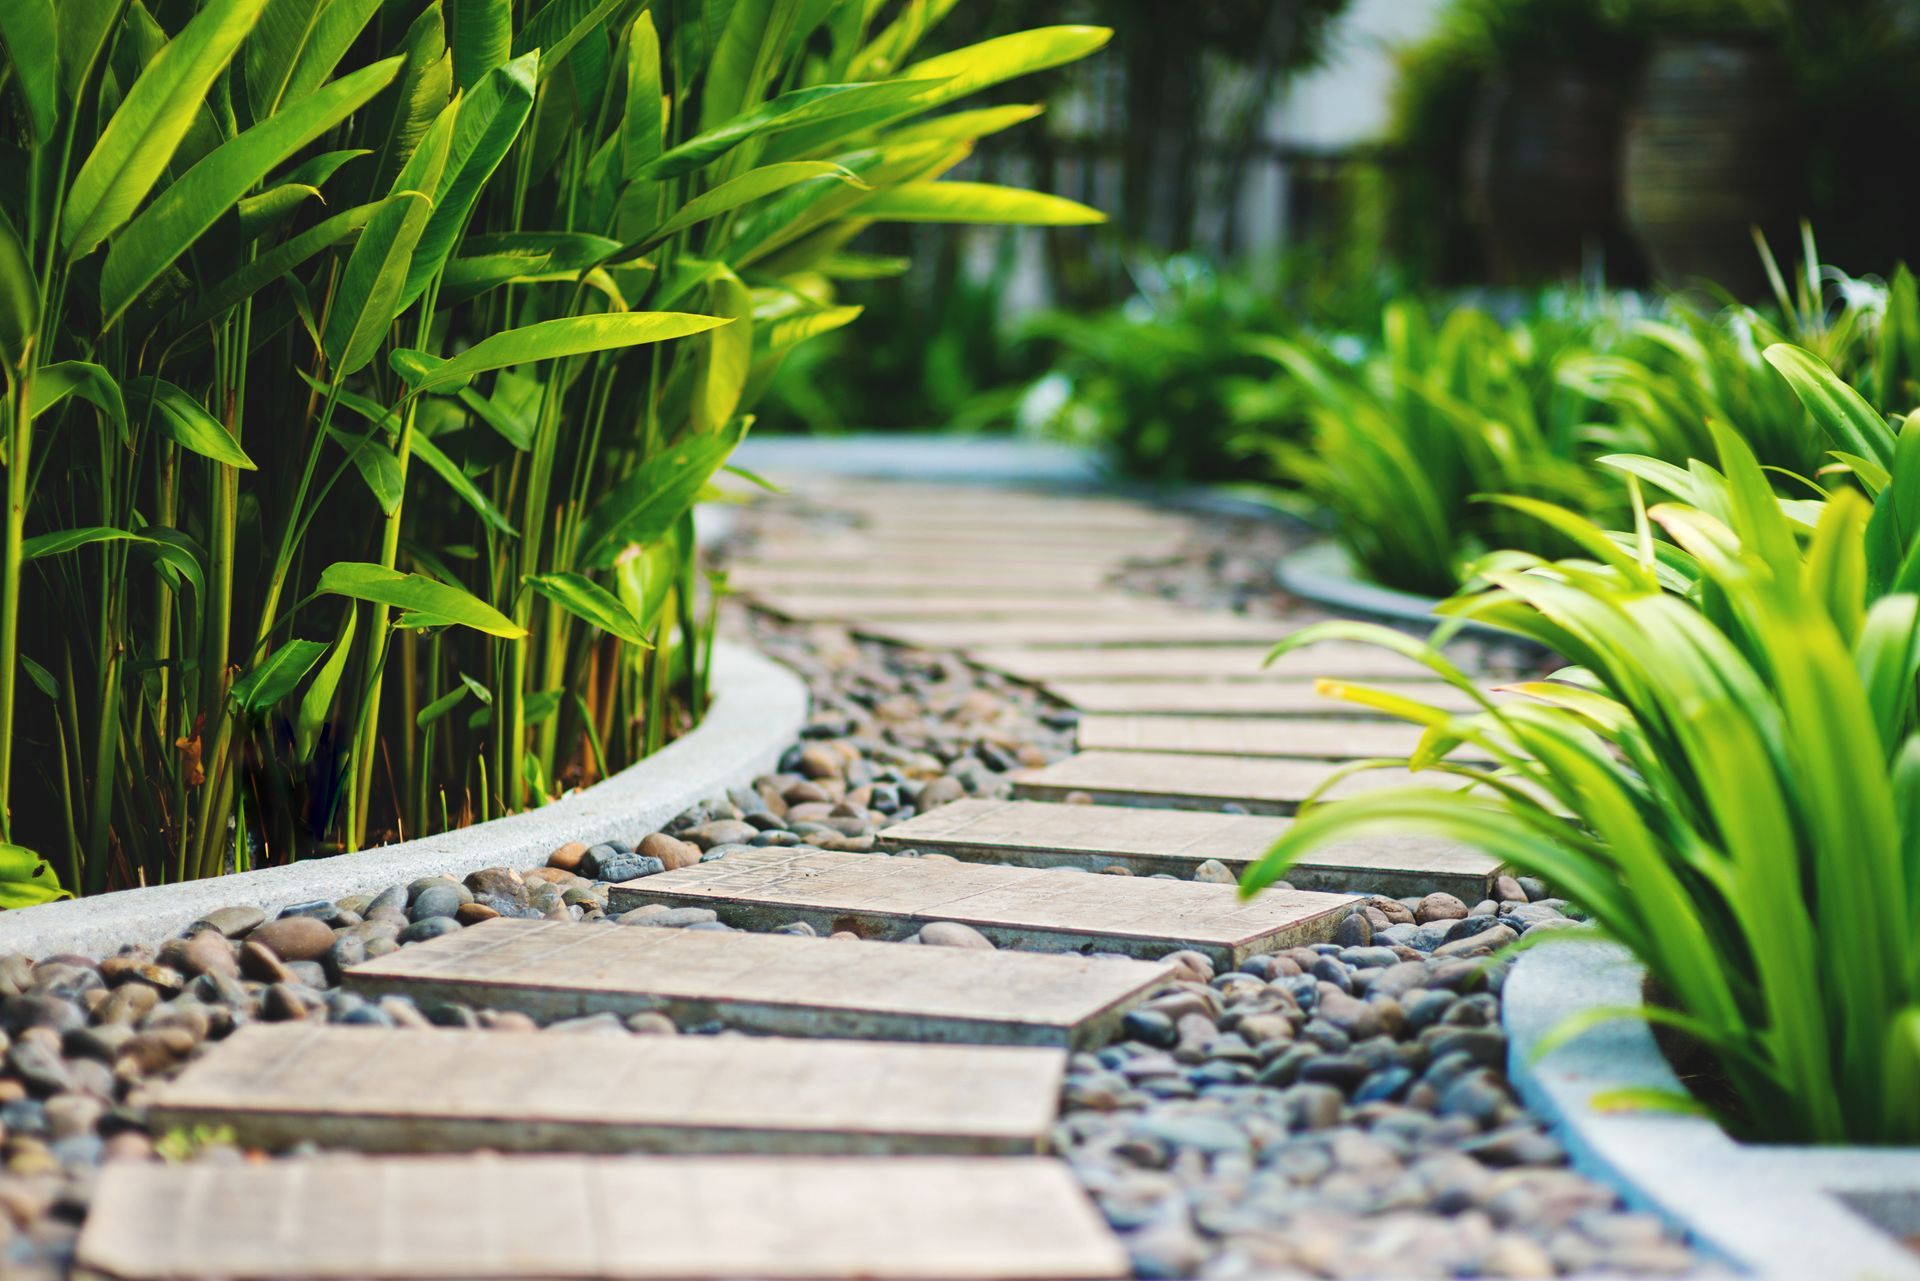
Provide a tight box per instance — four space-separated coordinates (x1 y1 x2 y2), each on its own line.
1241 296 1615 594
0 0 1108 897
1014 256 1311 483
1242 348 1920 1144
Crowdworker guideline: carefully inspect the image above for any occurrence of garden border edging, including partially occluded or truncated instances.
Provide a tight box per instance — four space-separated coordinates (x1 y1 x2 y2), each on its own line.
0 640 808 961
1275 539 1531 647
1503 937 1920 1280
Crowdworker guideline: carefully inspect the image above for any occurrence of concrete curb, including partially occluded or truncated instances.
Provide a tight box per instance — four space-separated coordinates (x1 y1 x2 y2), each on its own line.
733 434 1102 486
1503 938 1920 1280
0 640 808 961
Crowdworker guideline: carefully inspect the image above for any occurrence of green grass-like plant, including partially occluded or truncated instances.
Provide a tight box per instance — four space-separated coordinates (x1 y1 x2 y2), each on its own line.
1242 347 1920 1144
0 1 1108 899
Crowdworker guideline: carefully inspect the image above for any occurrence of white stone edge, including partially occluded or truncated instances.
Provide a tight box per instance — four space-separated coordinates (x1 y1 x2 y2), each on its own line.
1503 937 1920 1281
1274 539 1527 646
0 640 808 961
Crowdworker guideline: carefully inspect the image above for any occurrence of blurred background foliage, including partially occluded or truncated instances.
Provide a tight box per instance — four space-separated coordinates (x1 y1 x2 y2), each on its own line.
757 0 1920 471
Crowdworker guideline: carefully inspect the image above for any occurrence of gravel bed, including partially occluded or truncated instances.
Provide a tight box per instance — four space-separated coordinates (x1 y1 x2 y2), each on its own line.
0 502 1697 1280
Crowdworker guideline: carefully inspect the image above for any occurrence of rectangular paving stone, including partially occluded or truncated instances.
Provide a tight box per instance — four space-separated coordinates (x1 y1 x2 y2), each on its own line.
1012 749 1474 815
609 847 1351 966
749 593 1182 624
79 1154 1128 1281
1075 714 1494 763
347 917 1172 1048
861 616 1282 650
1045 679 1488 716
968 643 1458 683
730 566 1110 595
147 1023 1066 1156
876 798 1501 899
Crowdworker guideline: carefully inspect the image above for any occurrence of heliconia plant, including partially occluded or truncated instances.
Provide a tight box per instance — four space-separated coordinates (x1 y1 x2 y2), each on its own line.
1242 346 1920 1144
0 0 1109 900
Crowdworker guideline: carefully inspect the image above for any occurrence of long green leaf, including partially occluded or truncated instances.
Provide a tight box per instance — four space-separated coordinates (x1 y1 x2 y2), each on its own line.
62 0 271 258
174 195 402 332
648 161 864 245
125 377 256 469
620 9 663 175
27 362 125 434
391 311 729 395
100 55 402 325
295 605 356 759
643 78 937 180
323 101 455 376
246 0 382 121
577 417 746 567
856 180 1103 224
0 0 57 144
524 572 649 646
0 209 38 365
513 0 624 80
399 51 536 309
448 0 509 89
0 843 67 907
317 562 525 637
230 639 331 714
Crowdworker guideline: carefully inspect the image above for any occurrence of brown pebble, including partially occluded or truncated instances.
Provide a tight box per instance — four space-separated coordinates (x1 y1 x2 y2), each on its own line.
638 832 702 870
238 941 295 984
547 841 589 872
1415 892 1470 924
456 902 501 925
245 916 336 963
1493 874 1528 903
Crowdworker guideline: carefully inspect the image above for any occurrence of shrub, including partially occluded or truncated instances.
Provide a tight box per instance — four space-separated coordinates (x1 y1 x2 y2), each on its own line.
1243 348 1920 1144
0 1 1108 899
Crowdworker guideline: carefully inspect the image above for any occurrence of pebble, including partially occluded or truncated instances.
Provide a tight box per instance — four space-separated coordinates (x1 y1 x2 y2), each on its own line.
244 917 335 963
637 832 701 870
916 921 995 950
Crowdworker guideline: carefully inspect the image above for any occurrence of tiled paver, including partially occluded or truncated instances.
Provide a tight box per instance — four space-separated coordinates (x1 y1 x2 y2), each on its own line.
1012 749 1473 814
1044 679 1487 716
609 846 1351 965
147 1023 1066 1155
876 798 1501 899
78 1155 1129 1280
862 616 1282 650
347 917 1173 1047
729 568 1111 597
967 642 1455 683
749 593 1181 623
1075 713 1494 762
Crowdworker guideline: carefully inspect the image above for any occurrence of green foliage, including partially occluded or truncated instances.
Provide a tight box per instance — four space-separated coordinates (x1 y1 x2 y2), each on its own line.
0 0 1108 893
1242 352 1920 1145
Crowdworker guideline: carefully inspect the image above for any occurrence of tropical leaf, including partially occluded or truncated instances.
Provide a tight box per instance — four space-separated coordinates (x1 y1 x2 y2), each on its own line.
577 416 747 567
645 161 865 246
230 639 331 714
322 102 456 376
317 562 525 637
100 55 402 325
62 0 271 259
642 78 937 180
245 0 383 121
390 312 729 395
524 572 649 645
27 362 123 435
449 0 510 89
856 181 1103 225
0 208 35 365
0 843 68 907
0 0 57 144
125 378 256 469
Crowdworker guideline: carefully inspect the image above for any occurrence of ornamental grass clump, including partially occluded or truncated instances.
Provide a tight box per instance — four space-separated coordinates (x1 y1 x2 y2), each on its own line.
1243 349 1920 1145
0 0 1108 903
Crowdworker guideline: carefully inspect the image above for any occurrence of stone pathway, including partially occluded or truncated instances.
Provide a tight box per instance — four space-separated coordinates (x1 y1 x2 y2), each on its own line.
65 477 1637 1280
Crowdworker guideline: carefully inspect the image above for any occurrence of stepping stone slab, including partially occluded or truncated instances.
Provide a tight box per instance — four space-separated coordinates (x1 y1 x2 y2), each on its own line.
78 1154 1128 1281
876 798 1501 900
730 568 1109 596
347 917 1172 1047
1012 749 1474 815
864 616 1281 650
146 1023 1066 1156
749 593 1183 624
968 643 1461 683
1044 679 1487 716
608 846 1350 966
1075 713 1495 763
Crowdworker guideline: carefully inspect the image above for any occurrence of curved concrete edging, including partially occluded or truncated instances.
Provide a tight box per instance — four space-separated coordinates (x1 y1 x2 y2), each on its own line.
0 640 808 961
1503 939 1920 1280
1276 540 1541 647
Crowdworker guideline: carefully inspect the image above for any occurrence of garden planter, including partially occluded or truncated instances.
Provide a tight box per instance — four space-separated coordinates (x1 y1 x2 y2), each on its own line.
1463 70 1622 283
0 640 807 960
1622 34 1801 298
1504 938 1920 1278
